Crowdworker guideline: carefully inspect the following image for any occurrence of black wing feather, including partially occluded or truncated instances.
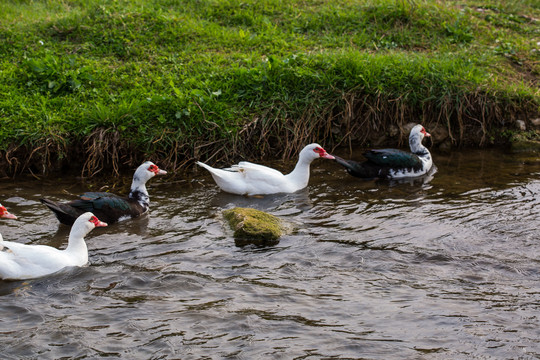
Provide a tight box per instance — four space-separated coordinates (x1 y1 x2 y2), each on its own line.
363 149 422 168
78 192 130 211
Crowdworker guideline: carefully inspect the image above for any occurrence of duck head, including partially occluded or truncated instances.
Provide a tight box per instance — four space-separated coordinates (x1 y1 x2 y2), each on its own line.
410 124 431 141
301 144 335 162
0 204 17 219
72 212 108 235
132 161 167 185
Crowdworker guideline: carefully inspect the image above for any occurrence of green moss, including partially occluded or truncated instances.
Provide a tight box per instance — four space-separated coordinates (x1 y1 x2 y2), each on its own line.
510 131 540 152
223 207 284 246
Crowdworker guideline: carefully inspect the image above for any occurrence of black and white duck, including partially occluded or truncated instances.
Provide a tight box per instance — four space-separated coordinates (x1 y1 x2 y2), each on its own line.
41 161 167 225
333 124 433 179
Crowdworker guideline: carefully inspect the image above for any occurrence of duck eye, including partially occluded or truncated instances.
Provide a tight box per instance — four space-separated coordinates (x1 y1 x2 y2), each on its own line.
89 216 98 224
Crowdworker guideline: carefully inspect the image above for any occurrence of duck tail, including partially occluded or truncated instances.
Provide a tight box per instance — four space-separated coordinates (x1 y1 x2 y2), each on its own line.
333 155 377 179
196 161 214 172
40 198 76 226
333 155 353 170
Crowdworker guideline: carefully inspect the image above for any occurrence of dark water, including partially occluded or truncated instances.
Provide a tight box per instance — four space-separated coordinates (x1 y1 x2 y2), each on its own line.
1 148 539 359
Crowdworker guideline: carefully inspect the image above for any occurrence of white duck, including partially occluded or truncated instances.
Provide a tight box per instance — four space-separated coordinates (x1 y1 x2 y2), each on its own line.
196 143 335 195
0 212 107 280
0 203 17 219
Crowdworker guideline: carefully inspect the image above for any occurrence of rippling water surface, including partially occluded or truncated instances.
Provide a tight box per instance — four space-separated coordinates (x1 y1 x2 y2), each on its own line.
1 148 539 359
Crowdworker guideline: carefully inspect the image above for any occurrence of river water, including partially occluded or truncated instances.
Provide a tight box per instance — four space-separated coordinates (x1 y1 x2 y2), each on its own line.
0 148 539 359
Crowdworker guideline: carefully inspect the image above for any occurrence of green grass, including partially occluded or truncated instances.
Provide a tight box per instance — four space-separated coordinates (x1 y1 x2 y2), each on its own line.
0 0 538 175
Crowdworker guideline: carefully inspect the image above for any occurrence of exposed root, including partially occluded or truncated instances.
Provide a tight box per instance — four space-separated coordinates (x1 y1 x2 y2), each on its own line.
83 128 122 178
0 134 68 178
0 92 538 177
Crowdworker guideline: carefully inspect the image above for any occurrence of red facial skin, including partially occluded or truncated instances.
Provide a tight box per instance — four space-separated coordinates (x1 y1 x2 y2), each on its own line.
89 215 108 227
0 205 17 220
148 164 167 176
313 147 335 160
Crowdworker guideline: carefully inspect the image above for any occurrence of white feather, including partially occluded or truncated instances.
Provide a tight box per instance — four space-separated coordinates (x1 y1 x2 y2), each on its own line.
0 212 106 280
197 143 334 195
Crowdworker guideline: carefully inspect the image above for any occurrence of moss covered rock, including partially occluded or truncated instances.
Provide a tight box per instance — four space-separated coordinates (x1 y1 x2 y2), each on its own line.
510 131 540 153
223 207 285 246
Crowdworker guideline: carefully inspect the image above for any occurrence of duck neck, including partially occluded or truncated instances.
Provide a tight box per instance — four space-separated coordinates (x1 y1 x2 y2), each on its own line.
65 228 89 261
410 135 429 157
129 182 150 208
286 156 312 188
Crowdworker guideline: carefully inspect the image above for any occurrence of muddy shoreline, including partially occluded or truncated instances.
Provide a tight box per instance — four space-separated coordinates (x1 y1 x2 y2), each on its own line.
1 119 539 179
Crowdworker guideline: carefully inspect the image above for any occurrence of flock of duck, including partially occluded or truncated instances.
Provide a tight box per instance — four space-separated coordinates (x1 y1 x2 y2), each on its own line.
0 124 433 281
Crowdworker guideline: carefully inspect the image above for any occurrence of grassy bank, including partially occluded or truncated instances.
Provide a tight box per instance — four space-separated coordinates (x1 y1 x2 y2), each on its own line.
1 0 539 176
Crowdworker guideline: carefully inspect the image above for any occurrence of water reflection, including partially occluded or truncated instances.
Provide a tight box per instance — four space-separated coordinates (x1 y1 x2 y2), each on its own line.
210 188 313 214
378 164 437 187
0 148 539 359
